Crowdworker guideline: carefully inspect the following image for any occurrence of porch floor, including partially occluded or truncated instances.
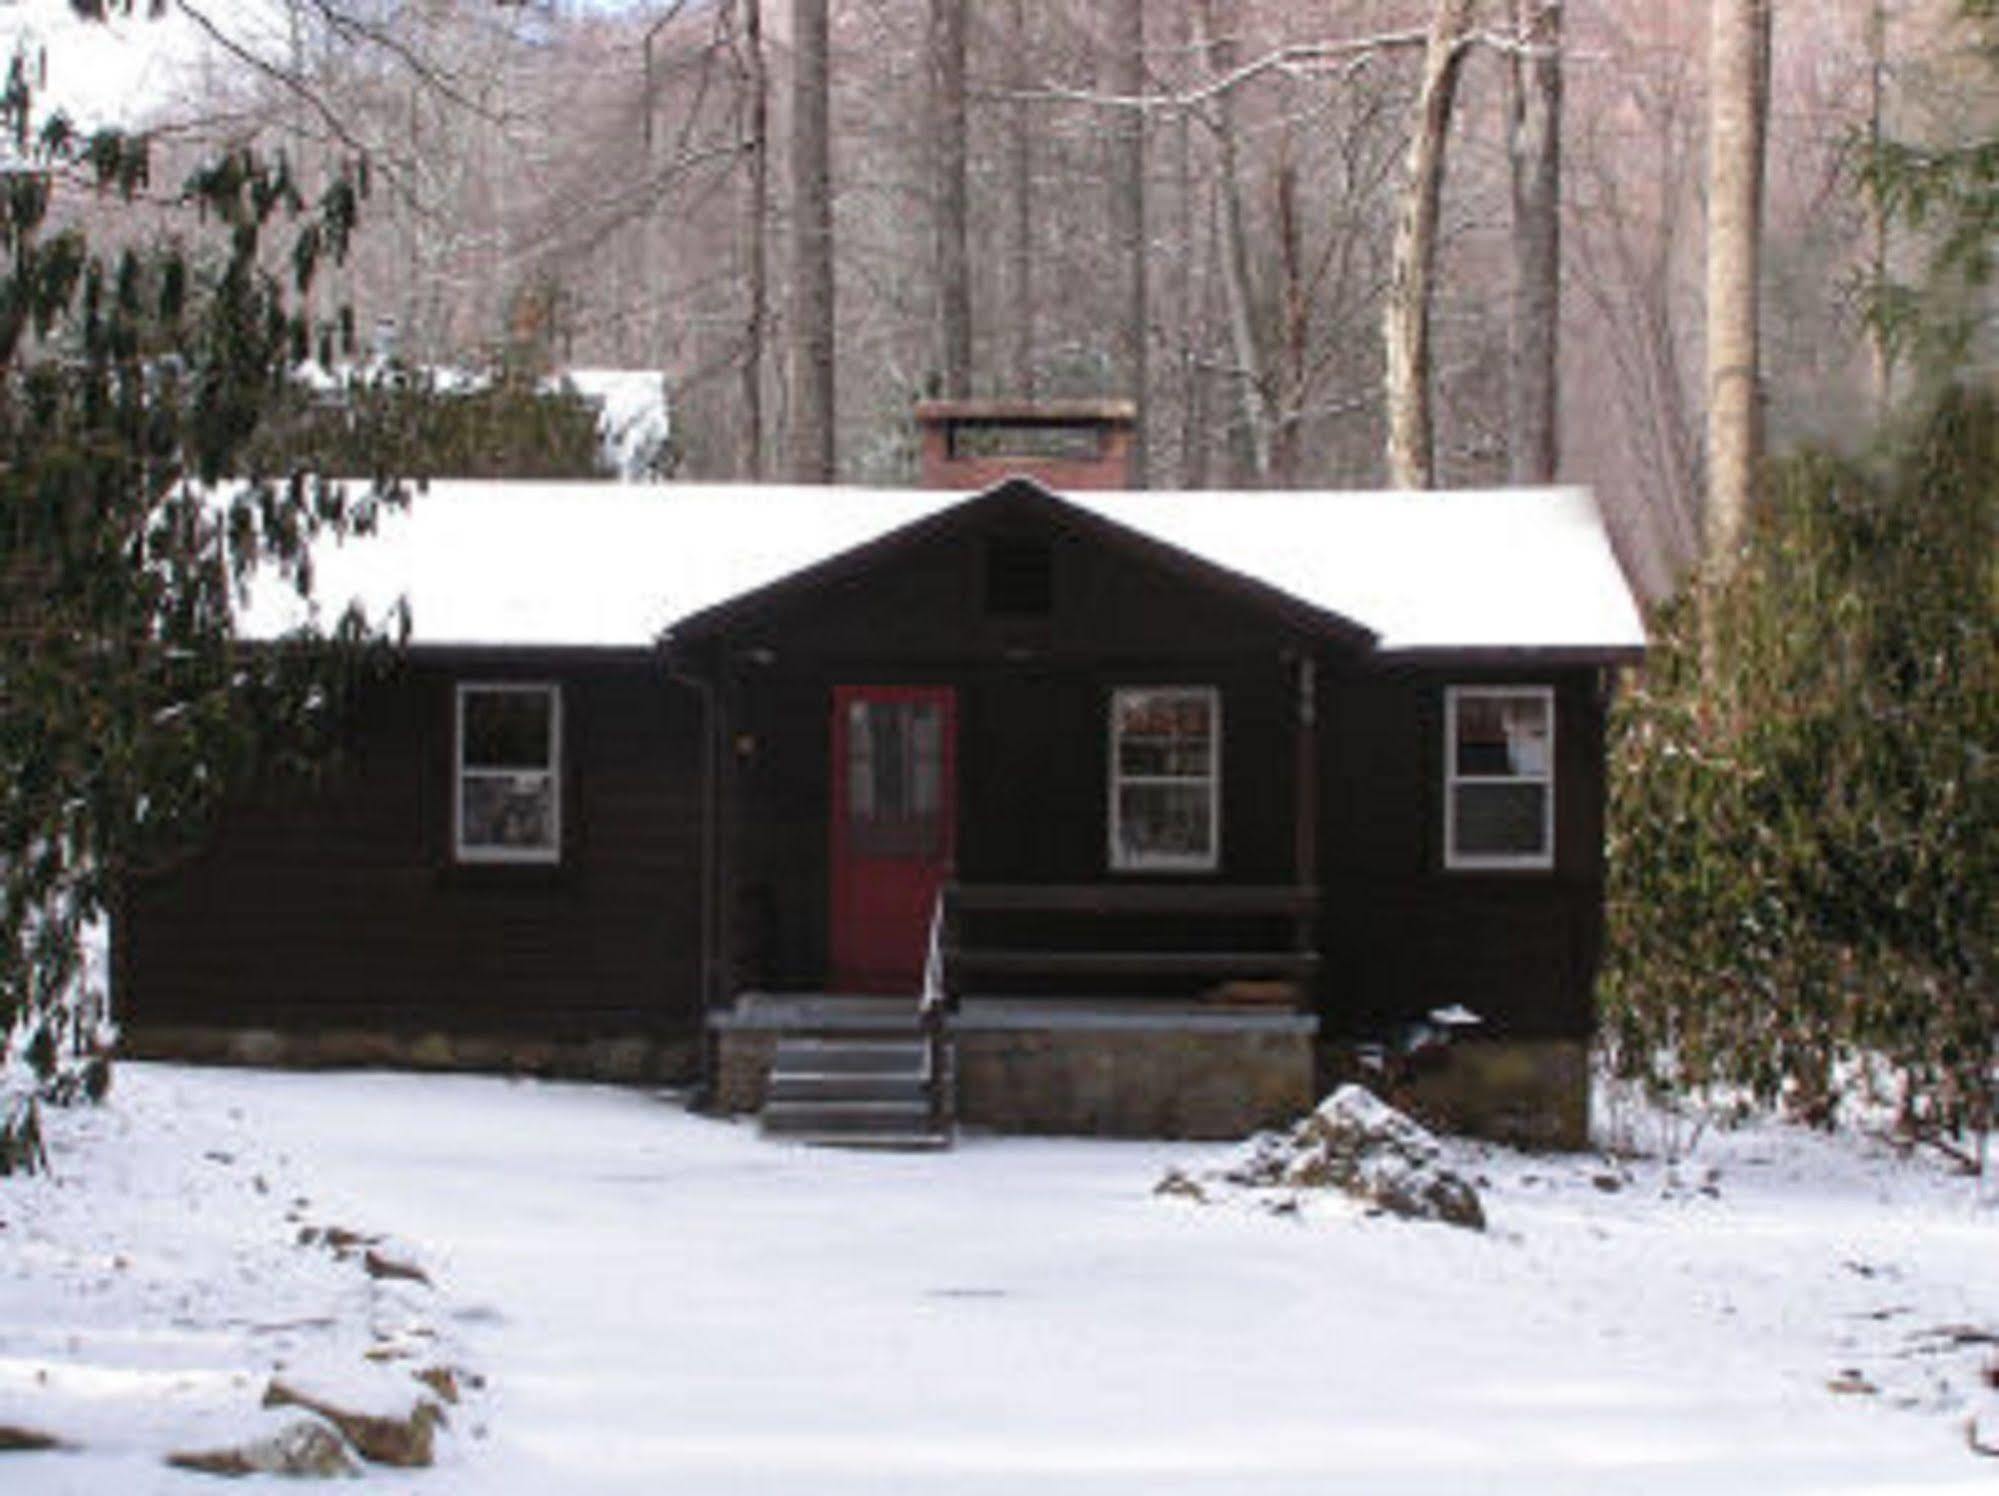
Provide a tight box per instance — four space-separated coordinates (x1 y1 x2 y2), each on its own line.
711 992 1318 1038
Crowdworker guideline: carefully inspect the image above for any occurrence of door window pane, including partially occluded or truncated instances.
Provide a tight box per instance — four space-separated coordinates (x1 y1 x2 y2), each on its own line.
848 699 945 857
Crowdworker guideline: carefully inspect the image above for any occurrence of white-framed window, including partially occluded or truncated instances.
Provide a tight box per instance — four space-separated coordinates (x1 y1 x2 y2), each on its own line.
1109 686 1220 872
455 683 562 864
1445 685 1554 870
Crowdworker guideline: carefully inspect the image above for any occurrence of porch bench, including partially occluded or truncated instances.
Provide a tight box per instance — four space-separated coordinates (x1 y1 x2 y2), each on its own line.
936 883 1320 1005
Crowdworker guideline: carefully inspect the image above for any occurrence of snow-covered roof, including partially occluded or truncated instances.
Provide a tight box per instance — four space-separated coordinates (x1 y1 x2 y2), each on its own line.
236 480 1645 656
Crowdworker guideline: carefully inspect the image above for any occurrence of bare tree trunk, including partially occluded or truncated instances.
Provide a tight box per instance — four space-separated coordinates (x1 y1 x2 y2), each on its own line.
1863 0 1893 417
931 0 972 398
1110 0 1148 486
1383 0 1477 490
741 0 769 479
1006 0 1035 398
1173 1 1207 490
1273 133 1307 487
1703 0 1770 568
1194 0 1272 483
1506 0 1562 485
786 0 836 482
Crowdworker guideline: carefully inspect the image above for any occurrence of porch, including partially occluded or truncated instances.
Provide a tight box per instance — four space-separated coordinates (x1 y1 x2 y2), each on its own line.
710 993 1318 1142
709 879 1323 1142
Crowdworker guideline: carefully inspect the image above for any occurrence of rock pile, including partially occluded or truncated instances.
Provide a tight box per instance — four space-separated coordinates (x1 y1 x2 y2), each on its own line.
1206 1084 1486 1230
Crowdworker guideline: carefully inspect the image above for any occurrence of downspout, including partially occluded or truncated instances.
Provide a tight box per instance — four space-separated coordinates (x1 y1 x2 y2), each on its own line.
1291 651 1322 1062
662 633 722 1110
1292 652 1319 888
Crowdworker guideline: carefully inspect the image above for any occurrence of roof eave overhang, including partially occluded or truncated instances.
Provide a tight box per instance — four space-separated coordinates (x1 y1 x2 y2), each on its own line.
1379 642 1648 668
401 640 661 668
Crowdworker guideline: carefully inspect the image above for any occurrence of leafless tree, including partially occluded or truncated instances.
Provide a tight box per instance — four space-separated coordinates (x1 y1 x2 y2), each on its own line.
931 0 971 398
1109 0 1148 485
1703 0 1772 570
1506 0 1560 483
787 0 836 481
738 0 771 477
1003 0 1036 397
1383 0 1477 489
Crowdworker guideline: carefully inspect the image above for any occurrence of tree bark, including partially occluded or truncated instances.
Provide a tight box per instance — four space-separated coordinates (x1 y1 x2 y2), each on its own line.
931 0 972 398
1172 0 1207 489
1194 0 1271 482
1383 0 1477 491
1506 0 1561 485
1110 0 1148 486
786 0 836 482
1007 0 1034 397
741 0 769 479
1863 0 1893 417
1702 0 1770 567
1273 134 1307 487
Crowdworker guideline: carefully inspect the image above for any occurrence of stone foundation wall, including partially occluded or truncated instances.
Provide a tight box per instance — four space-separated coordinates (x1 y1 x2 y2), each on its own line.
1329 1038 1590 1151
955 1026 1314 1140
712 1032 778 1115
122 1026 700 1088
710 1006 1317 1140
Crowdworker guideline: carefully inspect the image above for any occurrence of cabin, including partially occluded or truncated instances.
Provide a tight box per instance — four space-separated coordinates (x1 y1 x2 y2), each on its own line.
116 401 1646 1148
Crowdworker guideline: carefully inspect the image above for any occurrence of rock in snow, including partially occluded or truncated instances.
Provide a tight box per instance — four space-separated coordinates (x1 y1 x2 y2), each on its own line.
263 1376 444 1468
1218 1085 1486 1231
168 1414 360 1478
0 1423 68 1452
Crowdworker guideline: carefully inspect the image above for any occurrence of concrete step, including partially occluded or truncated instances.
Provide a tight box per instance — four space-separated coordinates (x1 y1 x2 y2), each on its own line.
762 1098 936 1137
771 1037 930 1077
767 1071 931 1105
787 1131 953 1151
760 1028 953 1150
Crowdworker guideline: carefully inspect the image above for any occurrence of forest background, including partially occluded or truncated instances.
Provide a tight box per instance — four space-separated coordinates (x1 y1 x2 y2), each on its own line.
25 0 1984 600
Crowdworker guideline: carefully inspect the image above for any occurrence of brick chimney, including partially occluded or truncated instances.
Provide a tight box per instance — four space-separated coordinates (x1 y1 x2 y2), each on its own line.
914 399 1137 490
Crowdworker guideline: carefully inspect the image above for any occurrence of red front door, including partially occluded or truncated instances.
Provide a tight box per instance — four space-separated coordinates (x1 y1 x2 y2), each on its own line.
829 685 957 993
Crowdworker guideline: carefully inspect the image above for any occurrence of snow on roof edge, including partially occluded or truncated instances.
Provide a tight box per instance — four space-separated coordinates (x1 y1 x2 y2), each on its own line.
234 479 1647 656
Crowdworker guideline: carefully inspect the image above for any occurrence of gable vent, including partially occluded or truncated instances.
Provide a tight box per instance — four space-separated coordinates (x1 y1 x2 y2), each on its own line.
984 536 1054 617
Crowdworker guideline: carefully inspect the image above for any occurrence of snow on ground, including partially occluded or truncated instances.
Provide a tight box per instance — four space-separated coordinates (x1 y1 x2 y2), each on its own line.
1 1063 1994 1492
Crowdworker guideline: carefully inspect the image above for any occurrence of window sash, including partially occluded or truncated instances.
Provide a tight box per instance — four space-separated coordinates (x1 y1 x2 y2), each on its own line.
1445 686 1553 870
456 683 561 864
1109 687 1220 871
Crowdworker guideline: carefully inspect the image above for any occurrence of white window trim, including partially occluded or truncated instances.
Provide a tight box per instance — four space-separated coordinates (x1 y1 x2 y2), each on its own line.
455 681 563 865
1108 685 1222 873
1444 685 1554 871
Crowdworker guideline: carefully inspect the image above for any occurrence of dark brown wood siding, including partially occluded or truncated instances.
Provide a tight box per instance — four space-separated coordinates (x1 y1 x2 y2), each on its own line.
1318 664 1607 1041
693 495 1610 1043
118 652 706 1041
